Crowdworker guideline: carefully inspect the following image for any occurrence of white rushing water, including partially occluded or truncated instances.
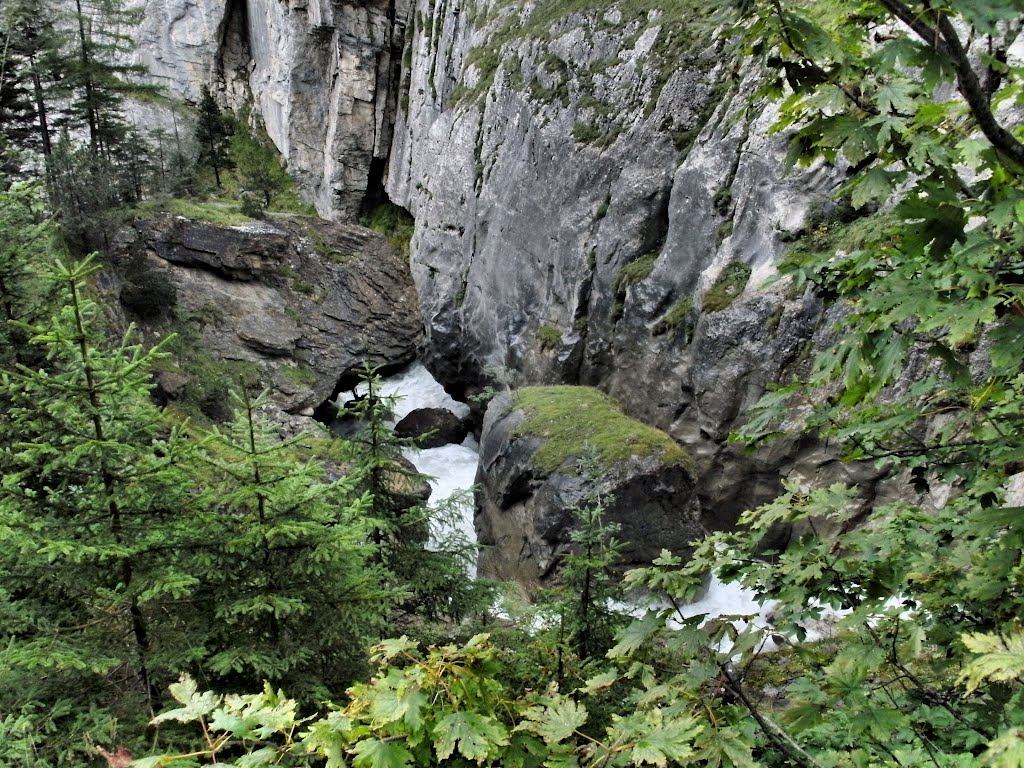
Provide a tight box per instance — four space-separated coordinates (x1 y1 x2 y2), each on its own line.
365 364 480 574
339 362 471 423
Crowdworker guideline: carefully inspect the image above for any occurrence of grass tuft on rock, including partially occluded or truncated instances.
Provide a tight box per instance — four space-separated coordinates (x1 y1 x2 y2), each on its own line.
511 385 690 474
613 252 658 294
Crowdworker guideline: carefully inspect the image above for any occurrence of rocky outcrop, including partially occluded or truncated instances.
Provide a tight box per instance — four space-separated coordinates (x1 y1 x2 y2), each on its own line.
394 407 469 447
133 0 411 218
475 388 703 585
111 213 422 412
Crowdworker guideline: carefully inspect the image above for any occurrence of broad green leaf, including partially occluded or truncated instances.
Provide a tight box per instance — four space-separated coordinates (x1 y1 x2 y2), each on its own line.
874 81 917 115
982 729 1024 768
236 747 281 767
578 669 618 694
608 610 662 658
370 637 417 664
959 630 1024 692
520 699 587 744
433 712 508 762
849 167 898 209
351 738 414 768
151 676 221 725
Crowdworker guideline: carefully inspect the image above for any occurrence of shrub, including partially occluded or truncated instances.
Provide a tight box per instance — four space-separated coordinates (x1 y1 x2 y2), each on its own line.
361 202 415 259
537 324 563 350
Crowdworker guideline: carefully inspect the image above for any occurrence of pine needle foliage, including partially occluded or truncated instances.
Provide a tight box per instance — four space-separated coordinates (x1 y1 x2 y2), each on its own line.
187 387 392 701
0 254 197 759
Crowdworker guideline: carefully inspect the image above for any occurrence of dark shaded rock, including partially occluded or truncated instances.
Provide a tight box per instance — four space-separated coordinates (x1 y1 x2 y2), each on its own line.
111 214 423 412
394 407 469 448
382 454 433 512
475 391 704 588
153 370 189 402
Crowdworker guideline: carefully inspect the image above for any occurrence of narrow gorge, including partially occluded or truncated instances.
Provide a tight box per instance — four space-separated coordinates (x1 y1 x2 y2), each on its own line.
126 0 904 578
4 0 1022 763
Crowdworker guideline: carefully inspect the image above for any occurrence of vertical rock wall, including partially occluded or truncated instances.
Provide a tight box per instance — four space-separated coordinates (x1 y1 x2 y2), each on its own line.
385 0 864 522
134 0 411 218
128 0 891 523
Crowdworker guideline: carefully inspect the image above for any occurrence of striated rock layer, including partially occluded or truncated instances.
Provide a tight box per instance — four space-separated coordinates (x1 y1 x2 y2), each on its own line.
134 0 412 218
110 214 422 412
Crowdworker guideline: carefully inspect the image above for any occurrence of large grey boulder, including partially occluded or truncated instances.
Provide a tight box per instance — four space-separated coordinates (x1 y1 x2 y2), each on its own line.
475 388 704 587
394 407 470 448
111 214 423 412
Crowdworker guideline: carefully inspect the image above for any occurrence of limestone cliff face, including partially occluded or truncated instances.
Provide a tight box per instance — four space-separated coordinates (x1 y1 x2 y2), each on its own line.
129 0 884 521
135 0 410 218
385 1 854 519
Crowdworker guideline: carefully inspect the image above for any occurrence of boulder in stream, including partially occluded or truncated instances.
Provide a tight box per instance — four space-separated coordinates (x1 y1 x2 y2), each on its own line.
475 387 704 587
395 407 470 448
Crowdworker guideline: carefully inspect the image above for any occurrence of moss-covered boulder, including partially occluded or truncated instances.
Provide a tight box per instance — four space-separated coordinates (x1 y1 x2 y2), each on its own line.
475 386 703 586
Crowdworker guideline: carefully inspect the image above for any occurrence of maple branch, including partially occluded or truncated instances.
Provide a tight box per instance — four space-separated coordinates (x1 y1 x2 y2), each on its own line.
876 0 1024 172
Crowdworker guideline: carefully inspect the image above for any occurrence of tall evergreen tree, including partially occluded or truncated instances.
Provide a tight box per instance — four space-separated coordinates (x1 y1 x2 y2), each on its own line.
0 255 198 759
231 120 287 207
194 85 232 188
0 0 62 160
0 177 53 367
58 0 154 155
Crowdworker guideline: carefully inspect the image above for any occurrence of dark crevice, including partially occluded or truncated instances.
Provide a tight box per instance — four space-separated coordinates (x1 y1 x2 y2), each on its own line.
360 0 410 215
216 0 251 88
361 157 390 216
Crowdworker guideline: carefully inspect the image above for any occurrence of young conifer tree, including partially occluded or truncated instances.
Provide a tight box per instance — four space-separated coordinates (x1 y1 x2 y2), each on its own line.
187 386 393 700
0 255 197 756
0 179 55 368
343 364 492 625
194 85 232 188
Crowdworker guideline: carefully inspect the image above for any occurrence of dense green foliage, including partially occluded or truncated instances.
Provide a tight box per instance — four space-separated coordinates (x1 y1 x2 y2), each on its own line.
0 183 483 764
140 1 1024 767
195 86 232 189
7 0 1024 766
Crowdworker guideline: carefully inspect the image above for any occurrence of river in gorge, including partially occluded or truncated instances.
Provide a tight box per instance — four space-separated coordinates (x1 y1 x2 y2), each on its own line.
369 362 847 646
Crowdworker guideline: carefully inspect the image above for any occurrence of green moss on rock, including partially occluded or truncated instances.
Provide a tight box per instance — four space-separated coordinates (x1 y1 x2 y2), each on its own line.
511 385 690 474
652 295 693 336
702 260 751 313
